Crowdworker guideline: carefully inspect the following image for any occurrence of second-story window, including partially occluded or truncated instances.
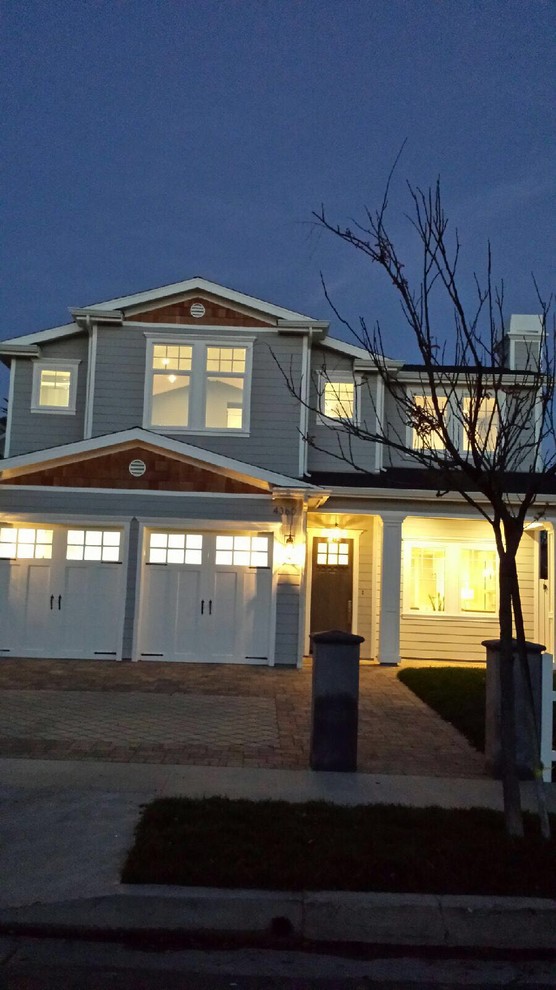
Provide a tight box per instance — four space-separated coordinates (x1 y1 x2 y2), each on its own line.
318 374 357 424
462 396 499 452
31 360 79 414
146 338 252 433
412 395 447 450
410 391 499 454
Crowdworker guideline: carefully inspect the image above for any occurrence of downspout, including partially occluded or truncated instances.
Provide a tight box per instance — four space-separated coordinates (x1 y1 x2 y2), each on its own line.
3 358 16 459
298 331 311 478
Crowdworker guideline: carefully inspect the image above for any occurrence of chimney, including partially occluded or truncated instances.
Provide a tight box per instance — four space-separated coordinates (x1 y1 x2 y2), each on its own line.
502 314 543 371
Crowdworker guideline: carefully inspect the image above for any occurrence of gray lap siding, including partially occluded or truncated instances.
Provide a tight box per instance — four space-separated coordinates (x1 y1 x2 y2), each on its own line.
8 336 89 456
91 327 303 476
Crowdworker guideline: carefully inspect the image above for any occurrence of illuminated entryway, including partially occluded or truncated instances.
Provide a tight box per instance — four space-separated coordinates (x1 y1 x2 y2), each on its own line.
309 534 354 640
137 529 273 663
0 523 126 659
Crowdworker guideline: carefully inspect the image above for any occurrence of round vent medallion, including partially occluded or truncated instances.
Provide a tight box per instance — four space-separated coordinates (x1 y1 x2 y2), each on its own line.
190 302 206 318
129 459 146 478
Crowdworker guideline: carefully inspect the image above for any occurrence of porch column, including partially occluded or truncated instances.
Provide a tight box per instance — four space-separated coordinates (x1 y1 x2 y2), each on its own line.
377 512 404 665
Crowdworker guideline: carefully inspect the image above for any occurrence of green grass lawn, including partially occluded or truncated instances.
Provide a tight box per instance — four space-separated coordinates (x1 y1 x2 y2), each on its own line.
122 796 556 897
397 666 487 750
397 665 556 752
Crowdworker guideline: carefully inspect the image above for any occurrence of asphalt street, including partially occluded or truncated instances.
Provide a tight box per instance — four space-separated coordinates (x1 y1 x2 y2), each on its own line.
0 937 555 989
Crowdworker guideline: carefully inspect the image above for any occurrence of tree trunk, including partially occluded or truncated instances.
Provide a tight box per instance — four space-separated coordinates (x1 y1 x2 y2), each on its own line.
497 552 524 837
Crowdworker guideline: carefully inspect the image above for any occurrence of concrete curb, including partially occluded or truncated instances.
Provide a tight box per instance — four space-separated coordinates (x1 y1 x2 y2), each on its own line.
1 887 555 950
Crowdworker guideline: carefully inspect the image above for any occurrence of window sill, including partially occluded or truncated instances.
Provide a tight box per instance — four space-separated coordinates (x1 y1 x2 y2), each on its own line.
30 406 77 415
403 611 497 620
146 426 251 438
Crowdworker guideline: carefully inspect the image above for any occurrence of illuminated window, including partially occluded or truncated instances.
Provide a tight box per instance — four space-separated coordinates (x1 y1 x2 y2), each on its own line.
459 548 497 613
0 527 53 559
316 540 350 566
146 339 251 432
320 379 355 422
404 541 498 616
215 535 269 567
31 361 79 414
408 546 445 612
463 396 498 452
412 395 447 450
148 532 203 565
66 530 121 562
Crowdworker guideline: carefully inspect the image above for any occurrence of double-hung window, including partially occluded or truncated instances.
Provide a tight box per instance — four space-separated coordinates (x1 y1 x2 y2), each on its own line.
462 395 499 452
409 390 499 454
411 394 447 450
317 373 357 424
146 337 252 433
31 360 79 414
404 540 498 616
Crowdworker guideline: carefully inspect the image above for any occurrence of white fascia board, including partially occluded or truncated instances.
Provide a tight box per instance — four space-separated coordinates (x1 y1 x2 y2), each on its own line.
323 485 554 506
320 337 374 361
0 344 40 357
0 324 78 348
71 308 123 323
0 427 319 491
87 277 318 323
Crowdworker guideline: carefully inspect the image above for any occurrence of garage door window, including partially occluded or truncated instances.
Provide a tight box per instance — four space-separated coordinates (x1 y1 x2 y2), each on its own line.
66 530 121 562
148 533 203 565
215 535 269 567
0 527 53 559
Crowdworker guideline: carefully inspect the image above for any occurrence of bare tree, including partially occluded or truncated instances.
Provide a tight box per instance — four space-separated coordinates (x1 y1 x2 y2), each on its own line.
284 179 555 837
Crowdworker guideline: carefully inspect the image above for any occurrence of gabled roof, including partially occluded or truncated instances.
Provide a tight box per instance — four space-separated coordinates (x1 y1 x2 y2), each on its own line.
0 323 78 350
86 276 320 323
0 428 320 492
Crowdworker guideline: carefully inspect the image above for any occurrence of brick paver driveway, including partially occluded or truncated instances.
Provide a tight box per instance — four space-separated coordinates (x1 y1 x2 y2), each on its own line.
0 659 486 777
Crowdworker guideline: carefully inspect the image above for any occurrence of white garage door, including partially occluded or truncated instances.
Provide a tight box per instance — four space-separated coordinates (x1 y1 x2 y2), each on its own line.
0 524 125 659
138 530 273 663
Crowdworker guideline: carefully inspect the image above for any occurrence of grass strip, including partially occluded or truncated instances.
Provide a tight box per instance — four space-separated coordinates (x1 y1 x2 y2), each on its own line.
122 797 556 898
397 667 487 750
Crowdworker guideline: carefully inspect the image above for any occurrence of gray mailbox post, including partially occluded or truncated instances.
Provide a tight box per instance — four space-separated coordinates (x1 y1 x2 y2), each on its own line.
483 638 546 779
310 629 365 772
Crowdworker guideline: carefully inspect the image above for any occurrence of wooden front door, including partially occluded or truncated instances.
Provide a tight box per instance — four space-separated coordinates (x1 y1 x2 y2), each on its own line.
310 537 354 639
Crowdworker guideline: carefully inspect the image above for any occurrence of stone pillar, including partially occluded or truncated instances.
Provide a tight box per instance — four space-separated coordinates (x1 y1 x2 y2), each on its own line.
378 514 403 665
310 629 364 772
483 638 546 779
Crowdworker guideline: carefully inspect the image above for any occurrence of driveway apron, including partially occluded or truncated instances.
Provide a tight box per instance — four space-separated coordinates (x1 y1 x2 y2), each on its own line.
0 659 486 777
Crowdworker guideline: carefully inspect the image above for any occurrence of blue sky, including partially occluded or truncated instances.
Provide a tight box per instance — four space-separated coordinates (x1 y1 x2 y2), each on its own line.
1 0 554 396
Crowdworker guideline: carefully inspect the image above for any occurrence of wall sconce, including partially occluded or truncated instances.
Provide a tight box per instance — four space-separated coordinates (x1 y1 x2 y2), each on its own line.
273 500 299 541
273 499 306 569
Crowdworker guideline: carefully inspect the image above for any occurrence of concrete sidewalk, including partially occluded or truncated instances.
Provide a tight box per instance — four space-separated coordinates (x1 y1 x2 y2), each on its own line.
1 758 555 950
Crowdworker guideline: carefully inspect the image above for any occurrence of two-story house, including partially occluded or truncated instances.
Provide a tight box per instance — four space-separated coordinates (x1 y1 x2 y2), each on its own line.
0 277 554 665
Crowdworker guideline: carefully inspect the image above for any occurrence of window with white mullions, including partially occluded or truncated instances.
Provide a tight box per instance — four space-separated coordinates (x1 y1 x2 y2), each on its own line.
215 535 269 567
0 527 53 559
205 347 246 430
148 532 203 565
463 396 499 452
146 338 251 432
316 541 350 566
404 540 498 616
31 360 79 414
66 530 121 562
412 395 447 450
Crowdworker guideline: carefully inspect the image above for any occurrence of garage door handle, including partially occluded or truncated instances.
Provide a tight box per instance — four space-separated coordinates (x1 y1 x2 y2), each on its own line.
208 599 212 615
50 595 54 610
58 595 62 610
200 599 204 614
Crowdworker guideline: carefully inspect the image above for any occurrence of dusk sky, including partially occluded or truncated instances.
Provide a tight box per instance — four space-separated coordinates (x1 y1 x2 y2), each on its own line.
1 0 555 397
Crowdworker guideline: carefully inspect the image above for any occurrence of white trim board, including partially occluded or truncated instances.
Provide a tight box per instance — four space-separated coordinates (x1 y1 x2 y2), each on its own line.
0 427 320 490
86 276 318 323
